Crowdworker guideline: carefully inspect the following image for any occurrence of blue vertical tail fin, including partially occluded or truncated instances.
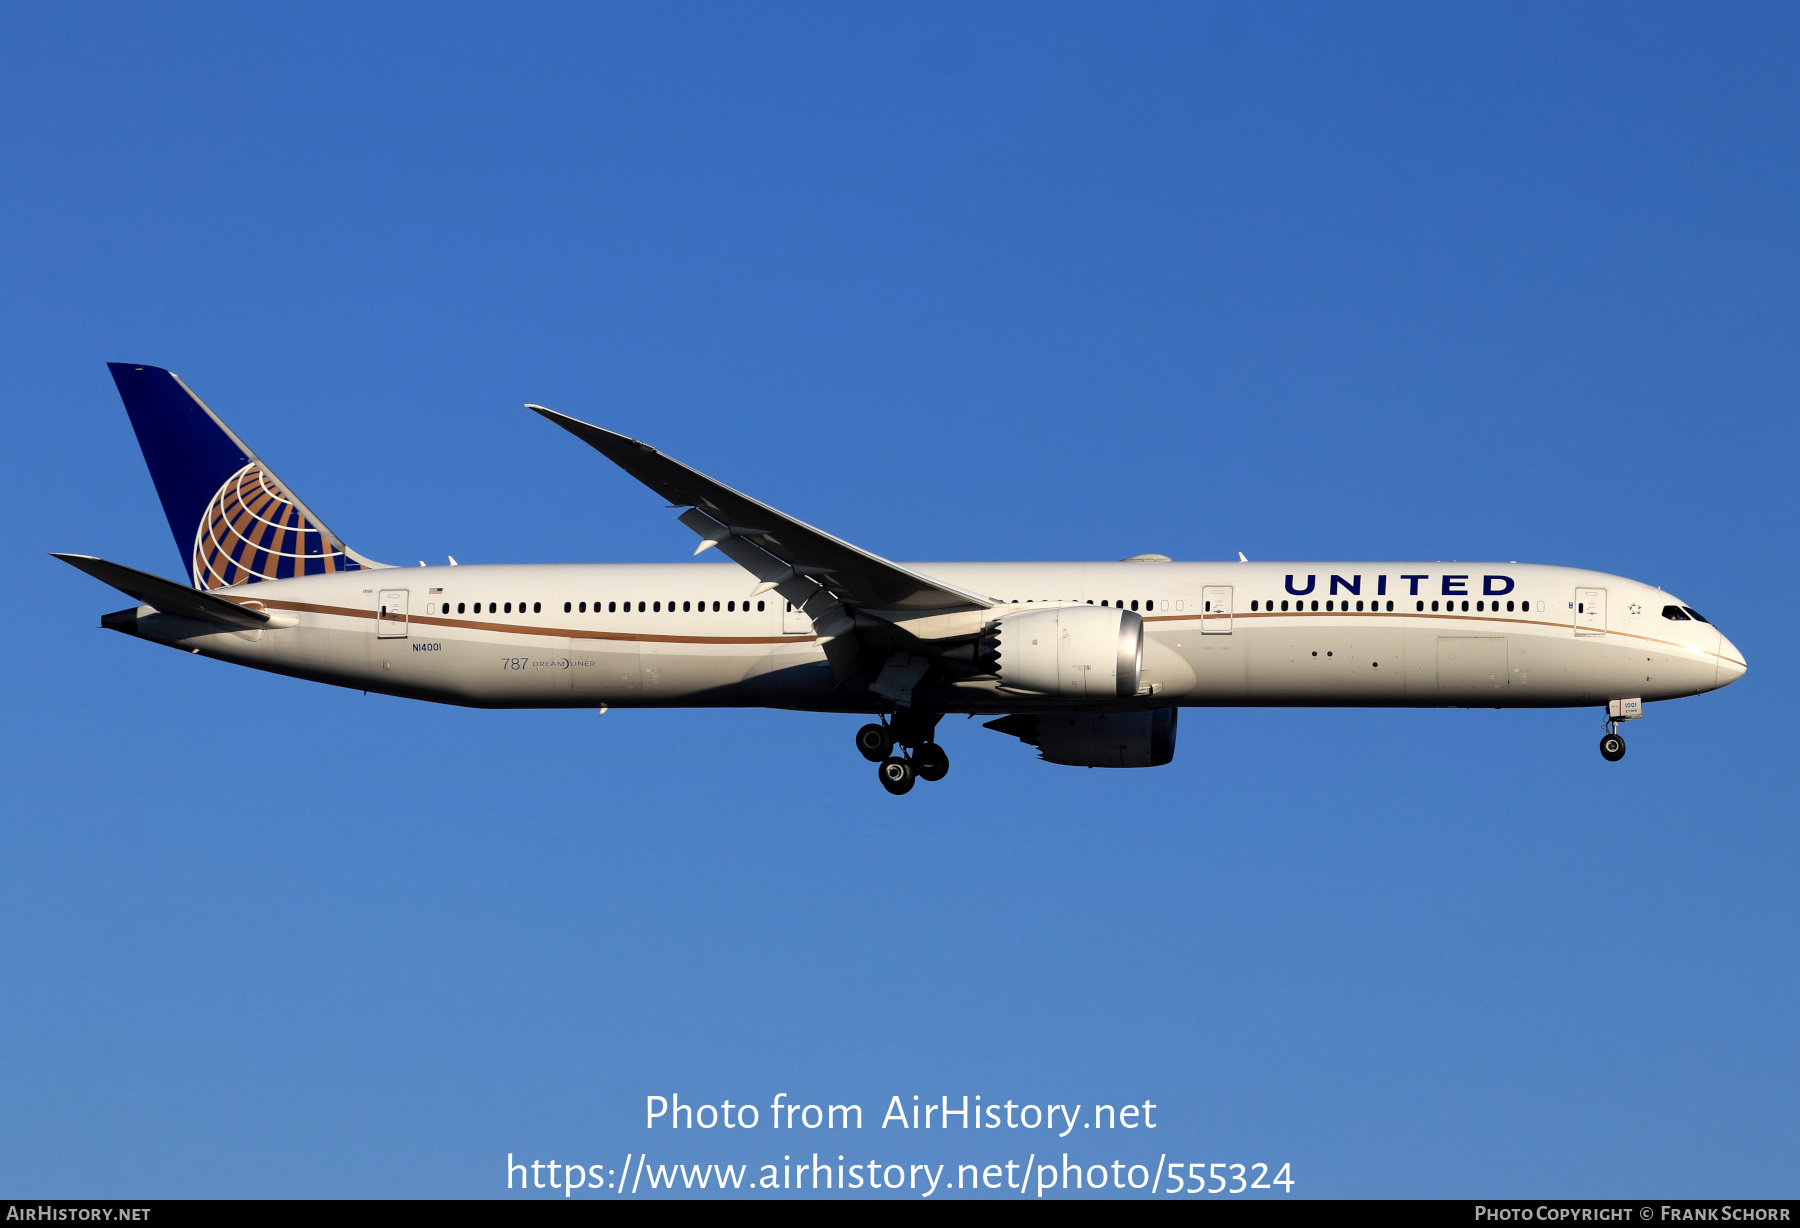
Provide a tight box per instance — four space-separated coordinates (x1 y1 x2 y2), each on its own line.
106 363 385 589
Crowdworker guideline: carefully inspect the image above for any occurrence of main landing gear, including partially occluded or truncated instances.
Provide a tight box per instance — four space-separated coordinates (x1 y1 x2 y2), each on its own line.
856 711 948 795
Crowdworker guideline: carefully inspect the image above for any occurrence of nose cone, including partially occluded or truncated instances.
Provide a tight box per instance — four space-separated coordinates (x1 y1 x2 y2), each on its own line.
1715 632 1748 687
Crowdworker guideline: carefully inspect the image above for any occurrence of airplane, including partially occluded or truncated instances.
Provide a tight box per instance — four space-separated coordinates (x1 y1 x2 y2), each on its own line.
57 364 1747 793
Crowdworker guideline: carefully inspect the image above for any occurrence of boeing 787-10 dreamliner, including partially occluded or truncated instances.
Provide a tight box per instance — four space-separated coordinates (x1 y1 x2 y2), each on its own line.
57 364 1747 793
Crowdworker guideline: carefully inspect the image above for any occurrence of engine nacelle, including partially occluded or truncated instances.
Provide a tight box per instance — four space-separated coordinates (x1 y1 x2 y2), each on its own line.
984 708 1179 768
989 604 1143 699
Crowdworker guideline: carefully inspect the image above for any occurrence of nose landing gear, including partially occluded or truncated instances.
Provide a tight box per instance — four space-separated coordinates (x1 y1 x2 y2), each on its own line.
858 711 948 793
1598 698 1641 763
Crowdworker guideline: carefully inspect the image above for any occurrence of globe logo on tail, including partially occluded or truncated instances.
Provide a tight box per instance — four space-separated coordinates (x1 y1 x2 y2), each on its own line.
192 463 362 589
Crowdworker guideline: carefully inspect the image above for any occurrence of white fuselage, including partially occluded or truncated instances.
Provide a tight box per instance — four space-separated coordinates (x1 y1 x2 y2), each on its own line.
109 560 1746 716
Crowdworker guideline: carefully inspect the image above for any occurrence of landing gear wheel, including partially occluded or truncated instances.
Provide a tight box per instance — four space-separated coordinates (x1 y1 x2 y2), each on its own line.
1600 732 1627 762
914 742 949 782
878 756 916 795
855 723 893 762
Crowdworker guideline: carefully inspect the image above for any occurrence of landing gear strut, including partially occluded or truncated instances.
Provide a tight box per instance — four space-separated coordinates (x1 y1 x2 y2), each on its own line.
860 711 949 792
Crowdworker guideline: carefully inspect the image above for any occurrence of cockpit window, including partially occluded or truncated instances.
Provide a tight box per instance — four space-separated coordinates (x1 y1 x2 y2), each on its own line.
1682 606 1710 624
1661 605 1691 621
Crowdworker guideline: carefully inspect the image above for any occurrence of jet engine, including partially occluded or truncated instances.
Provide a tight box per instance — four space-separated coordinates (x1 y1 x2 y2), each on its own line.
978 604 1144 699
984 708 1179 768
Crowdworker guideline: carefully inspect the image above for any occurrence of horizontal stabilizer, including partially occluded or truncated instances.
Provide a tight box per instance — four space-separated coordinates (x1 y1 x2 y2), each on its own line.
52 553 271 630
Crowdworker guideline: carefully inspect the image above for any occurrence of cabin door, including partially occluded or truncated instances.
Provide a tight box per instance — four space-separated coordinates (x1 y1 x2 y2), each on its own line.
1200 586 1233 634
1574 588 1607 636
376 590 409 638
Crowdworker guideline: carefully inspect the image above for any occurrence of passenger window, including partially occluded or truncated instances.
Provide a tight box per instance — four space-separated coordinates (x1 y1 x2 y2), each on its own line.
1505 600 1514 612
728 601 735 611
654 601 661 612
1431 600 1439 611
1310 600 1318 611
683 601 690 612
757 600 765 611
1280 600 1289 611
504 602 512 613
564 602 572 613
532 602 540 613
609 602 617 613
1384 600 1393 611
712 601 720 612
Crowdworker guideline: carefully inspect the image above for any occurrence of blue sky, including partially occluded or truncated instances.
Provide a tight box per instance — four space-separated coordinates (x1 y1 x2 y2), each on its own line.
2 2 1794 1198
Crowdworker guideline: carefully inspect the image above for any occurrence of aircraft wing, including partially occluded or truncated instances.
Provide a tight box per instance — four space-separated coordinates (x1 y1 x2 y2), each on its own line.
53 553 272 630
527 406 992 615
